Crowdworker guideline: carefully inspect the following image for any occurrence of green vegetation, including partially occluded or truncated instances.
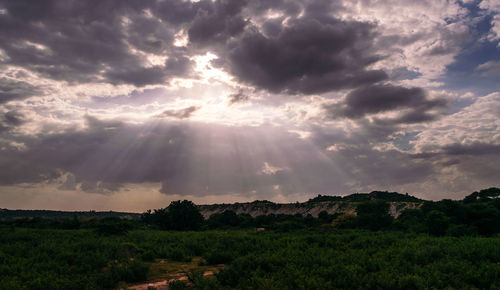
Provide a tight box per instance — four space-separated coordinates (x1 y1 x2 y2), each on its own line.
1 188 499 289
1 228 499 289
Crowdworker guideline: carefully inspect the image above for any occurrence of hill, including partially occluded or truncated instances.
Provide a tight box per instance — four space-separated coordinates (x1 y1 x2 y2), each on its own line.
307 190 423 203
198 191 423 218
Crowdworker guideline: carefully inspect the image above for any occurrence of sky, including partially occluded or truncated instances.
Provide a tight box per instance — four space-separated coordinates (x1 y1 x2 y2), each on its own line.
0 0 499 212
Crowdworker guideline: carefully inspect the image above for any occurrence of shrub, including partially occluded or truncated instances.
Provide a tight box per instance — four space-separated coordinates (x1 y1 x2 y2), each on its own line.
446 224 477 237
168 248 191 262
168 280 187 290
204 251 234 265
332 213 356 228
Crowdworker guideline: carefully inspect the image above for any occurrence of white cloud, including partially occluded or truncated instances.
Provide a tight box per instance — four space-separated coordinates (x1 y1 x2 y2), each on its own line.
413 92 500 152
475 60 500 76
339 0 471 86
259 162 285 175
480 0 500 45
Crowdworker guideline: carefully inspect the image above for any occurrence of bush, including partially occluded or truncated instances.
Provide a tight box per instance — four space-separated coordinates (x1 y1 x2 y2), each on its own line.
332 213 356 228
425 210 449 236
94 219 130 236
168 280 187 290
275 220 305 232
446 224 477 237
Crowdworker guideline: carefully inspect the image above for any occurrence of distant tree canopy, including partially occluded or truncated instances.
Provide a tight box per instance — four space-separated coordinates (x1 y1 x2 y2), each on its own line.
464 187 500 203
142 200 204 230
207 210 241 229
307 191 422 203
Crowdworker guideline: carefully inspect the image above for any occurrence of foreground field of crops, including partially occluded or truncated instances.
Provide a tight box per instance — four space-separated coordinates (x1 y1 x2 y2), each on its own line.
1 228 499 289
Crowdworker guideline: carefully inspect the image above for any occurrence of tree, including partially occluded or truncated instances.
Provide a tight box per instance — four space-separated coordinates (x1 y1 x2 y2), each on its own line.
165 200 204 230
463 187 500 203
425 210 449 236
142 200 204 230
355 201 393 230
207 210 240 229
394 209 425 232
318 210 335 223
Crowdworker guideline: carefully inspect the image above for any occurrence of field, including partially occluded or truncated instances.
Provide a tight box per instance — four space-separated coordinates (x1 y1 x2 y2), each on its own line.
1 227 499 289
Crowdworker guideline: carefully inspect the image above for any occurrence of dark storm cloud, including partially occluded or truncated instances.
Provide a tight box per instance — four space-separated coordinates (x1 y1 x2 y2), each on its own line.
1 0 392 94
105 66 168 87
330 145 433 186
0 140 61 185
0 0 193 86
153 0 207 26
2 111 24 126
323 84 447 123
1 114 498 196
158 106 200 119
444 143 500 156
0 78 44 103
0 115 433 195
225 18 387 94
412 142 500 159
0 110 25 133
187 0 248 47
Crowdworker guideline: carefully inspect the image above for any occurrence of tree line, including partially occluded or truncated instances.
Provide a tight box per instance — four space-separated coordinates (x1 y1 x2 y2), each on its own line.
139 188 500 237
2 188 499 237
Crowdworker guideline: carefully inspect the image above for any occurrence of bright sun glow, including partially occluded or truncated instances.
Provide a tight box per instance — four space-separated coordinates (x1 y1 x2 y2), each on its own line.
193 52 235 85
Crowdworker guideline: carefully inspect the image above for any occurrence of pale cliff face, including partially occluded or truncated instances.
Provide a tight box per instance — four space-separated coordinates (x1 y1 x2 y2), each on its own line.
199 201 422 219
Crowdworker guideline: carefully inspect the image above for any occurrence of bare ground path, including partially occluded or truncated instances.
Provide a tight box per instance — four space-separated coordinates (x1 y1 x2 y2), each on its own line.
124 257 223 290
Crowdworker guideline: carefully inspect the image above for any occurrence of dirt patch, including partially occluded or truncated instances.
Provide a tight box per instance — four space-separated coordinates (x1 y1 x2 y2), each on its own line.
125 257 223 290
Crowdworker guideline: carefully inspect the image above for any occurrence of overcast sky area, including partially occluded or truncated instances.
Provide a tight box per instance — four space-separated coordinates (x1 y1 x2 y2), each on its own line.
0 0 499 211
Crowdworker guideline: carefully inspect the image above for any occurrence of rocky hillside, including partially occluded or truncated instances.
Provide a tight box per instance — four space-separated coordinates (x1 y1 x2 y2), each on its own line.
199 191 423 218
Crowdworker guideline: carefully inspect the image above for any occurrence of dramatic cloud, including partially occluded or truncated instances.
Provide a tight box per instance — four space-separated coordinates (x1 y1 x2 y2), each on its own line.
225 18 387 94
0 118 353 196
324 84 447 124
0 78 43 103
187 0 248 46
0 0 192 86
0 110 25 132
